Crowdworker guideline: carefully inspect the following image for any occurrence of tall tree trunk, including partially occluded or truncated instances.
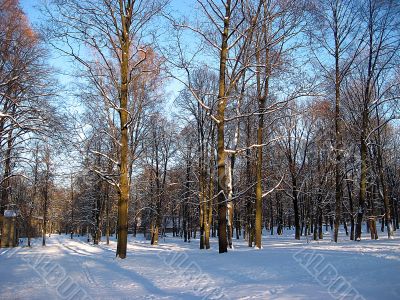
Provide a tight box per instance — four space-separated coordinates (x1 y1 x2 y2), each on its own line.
1 126 13 215
116 3 132 259
28 145 39 247
270 196 274 235
254 104 264 247
292 174 301 240
333 33 343 243
216 0 231 254
106 196 110 245
346 173 355 240
42 154 50 247
106 158 113 245
199 125 206 249
254 13 270 248
355 126 367 241
205 134 215 249
70 174 74 239
183 146 191 243
226 161 233 248
226 123 240 248
245 120 253 246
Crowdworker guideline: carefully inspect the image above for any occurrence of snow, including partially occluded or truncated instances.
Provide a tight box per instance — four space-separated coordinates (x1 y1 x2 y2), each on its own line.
3 210 19 217
0 229 399 299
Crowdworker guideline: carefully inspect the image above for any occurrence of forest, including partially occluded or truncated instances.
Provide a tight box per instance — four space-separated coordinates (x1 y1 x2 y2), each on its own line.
1 0 399 262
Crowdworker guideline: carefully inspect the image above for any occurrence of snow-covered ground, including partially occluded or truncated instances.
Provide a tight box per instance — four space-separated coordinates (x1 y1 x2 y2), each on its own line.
0 229 399 300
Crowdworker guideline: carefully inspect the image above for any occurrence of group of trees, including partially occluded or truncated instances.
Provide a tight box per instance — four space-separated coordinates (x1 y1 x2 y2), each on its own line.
1 0 399 258
0 0 60 246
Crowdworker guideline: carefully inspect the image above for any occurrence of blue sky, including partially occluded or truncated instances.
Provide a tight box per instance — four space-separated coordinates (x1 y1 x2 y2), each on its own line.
18 0 198 115
18 0 197 173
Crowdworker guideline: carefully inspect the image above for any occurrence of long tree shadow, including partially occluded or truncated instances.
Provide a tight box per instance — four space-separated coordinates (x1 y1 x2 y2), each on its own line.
85 257 207 299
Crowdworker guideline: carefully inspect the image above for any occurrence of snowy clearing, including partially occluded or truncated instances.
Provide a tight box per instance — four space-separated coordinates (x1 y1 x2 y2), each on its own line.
0 230 399 300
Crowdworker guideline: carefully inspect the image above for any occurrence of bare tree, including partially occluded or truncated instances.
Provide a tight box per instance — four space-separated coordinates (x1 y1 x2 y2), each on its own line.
44 0 168 258
308 0 364 242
